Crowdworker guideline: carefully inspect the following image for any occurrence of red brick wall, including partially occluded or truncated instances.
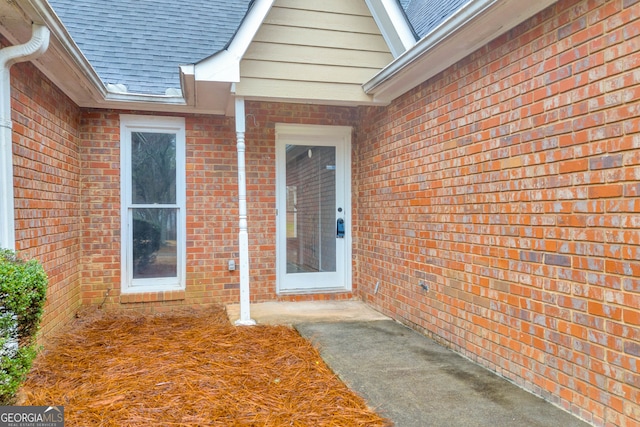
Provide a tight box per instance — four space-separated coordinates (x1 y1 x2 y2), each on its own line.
354 0 639 425
8 50 83 337
79 111 122 308
81 102 358 310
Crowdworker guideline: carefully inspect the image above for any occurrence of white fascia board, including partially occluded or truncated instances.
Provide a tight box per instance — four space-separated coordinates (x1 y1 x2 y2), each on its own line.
365 0 417 58
364 0 558 104
83 95 227 115
1 1 106 106
193 0 274 83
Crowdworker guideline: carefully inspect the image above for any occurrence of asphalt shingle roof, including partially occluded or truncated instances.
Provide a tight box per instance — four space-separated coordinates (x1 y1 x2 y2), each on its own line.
48 0 469 96
49 0 252 95
400 0 470 39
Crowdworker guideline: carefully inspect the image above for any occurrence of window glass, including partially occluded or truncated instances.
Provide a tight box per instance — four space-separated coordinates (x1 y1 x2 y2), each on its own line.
131 132 176 204
132 208 178 279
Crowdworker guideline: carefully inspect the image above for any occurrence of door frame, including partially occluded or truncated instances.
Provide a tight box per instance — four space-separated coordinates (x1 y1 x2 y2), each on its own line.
275 123 352 294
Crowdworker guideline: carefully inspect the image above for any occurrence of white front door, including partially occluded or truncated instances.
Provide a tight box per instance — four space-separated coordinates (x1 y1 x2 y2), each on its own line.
275 124 352 293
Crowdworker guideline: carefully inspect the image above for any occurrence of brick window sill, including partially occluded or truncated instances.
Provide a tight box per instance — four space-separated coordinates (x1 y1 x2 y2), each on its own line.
119 290 186 304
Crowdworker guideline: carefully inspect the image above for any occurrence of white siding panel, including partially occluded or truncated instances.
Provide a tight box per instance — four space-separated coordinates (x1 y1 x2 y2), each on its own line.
236 78 375 103
245 42 393 68
264 7 380 34
241 60 380 84
254 24 389 52
276 0 371 15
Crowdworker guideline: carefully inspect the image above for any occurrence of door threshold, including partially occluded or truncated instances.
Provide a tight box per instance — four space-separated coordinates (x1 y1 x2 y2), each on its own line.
277 287 349 295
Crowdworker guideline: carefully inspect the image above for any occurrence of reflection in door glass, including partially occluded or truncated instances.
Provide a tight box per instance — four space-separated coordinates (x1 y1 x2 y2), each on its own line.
285 145 336 273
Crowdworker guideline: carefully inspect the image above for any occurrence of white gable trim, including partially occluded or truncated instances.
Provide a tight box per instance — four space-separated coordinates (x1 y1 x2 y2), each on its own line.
192 0 275 83
364 0 416 57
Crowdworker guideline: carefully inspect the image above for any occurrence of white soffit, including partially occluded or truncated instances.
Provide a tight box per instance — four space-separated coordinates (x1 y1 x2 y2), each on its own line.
364 0 558 104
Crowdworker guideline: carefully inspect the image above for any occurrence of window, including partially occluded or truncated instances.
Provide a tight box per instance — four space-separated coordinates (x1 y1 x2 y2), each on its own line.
120 115 186 293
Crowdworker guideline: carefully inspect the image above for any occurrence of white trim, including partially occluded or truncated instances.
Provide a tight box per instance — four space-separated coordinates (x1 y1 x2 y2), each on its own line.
364 0 558 103
275 124 352 294
119 115 186 294
365 0 417 57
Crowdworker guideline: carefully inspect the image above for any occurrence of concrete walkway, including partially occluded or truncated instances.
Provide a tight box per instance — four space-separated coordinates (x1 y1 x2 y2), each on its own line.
227 301 590 427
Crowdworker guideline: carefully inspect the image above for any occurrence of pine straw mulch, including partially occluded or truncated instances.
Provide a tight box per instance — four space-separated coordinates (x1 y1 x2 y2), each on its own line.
18 306 392 426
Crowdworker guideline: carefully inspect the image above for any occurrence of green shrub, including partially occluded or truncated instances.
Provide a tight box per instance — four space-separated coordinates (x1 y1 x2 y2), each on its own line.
0 250 47 404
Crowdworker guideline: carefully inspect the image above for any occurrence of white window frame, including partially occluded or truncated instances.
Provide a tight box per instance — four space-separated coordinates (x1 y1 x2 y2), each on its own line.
120 115 186 294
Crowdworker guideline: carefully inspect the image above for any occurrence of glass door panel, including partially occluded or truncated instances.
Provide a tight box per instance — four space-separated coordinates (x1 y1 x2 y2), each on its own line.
285 145 336 274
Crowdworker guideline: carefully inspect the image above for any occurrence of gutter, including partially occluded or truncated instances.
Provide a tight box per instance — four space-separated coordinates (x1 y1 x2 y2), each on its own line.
0 23 50 250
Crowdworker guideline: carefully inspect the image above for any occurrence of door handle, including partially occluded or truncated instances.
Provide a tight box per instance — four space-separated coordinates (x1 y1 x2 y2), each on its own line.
336 218 345 238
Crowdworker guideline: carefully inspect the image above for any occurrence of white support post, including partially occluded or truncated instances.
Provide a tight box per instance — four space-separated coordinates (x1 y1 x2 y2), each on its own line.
234 97 256 326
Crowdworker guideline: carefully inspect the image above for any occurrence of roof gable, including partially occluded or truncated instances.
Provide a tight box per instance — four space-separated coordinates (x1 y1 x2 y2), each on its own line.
233 0 393 105
48 0 252 95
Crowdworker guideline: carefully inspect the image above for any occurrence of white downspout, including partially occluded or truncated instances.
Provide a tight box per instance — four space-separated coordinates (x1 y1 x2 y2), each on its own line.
0 24 50 251
234 97 255 326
